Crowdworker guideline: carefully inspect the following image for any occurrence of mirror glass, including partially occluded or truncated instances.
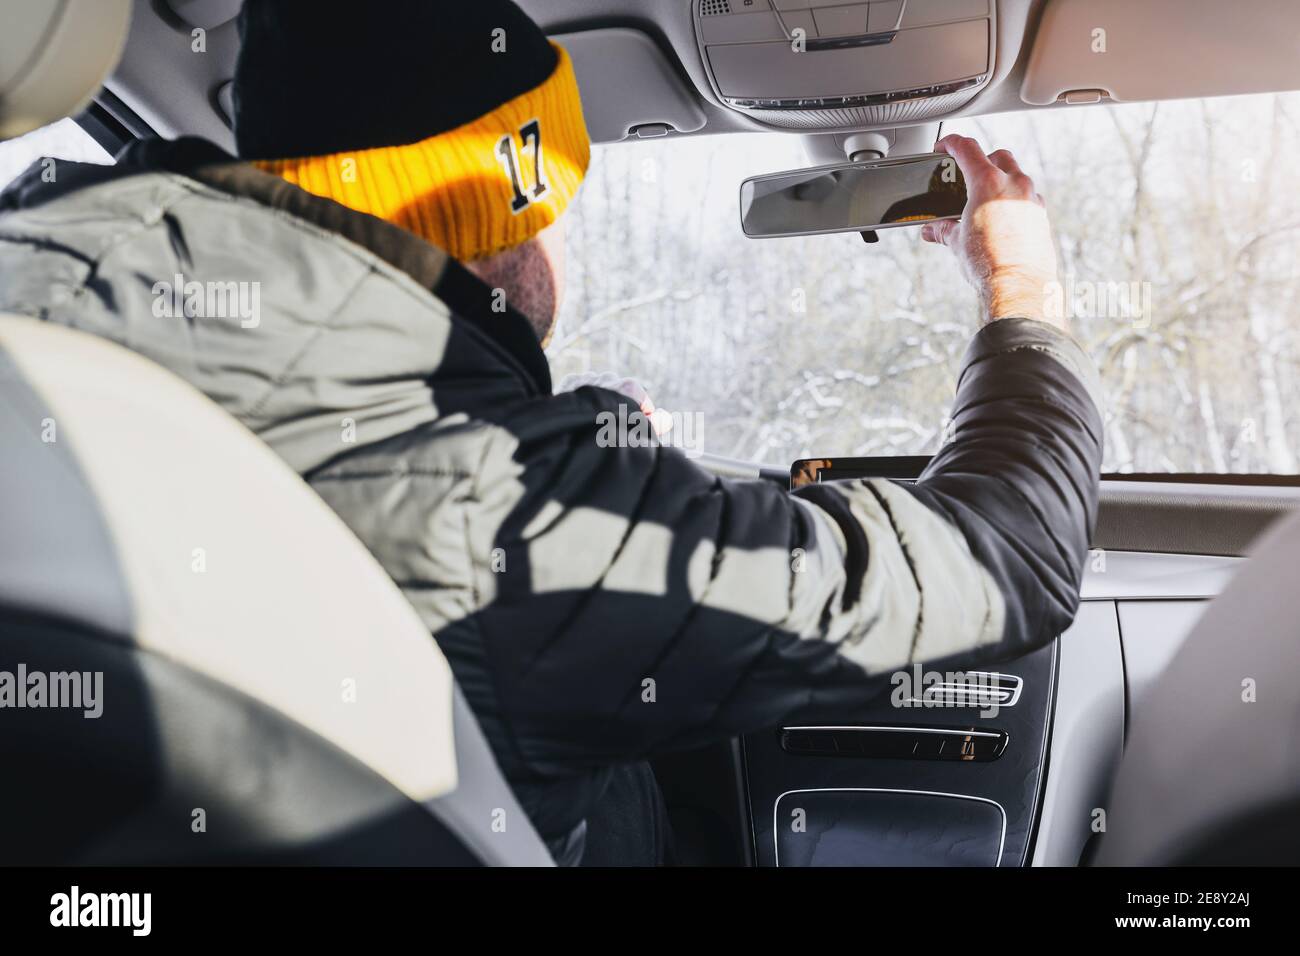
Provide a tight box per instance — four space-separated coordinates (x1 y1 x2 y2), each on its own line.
739 152 966 238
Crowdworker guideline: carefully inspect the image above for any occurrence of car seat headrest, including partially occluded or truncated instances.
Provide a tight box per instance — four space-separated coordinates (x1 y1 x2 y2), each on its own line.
0 0 132 139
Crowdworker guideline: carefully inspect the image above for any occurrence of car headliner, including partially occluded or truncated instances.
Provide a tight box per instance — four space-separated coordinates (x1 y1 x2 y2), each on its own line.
103 0 1300 155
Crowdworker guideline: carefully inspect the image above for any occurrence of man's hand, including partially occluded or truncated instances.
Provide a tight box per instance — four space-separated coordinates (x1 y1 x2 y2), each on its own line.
922 134 1064 331
556 371 674 435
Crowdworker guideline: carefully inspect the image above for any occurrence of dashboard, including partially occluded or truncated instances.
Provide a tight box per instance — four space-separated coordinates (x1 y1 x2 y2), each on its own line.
715 453 1255 866
742 550 1231 866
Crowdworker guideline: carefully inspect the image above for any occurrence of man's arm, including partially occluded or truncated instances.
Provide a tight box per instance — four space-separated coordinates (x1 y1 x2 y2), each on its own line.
473 138 1102 771
794 134 1105 674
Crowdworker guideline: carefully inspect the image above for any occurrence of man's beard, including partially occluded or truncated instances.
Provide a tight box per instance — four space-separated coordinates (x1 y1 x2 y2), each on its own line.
463 239 558 345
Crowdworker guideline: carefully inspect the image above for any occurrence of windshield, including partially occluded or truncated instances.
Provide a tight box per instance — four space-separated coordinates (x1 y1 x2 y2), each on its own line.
548 91 1300 475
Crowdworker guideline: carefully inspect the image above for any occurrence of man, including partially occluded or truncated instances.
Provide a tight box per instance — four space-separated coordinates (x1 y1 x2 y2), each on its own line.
0 0 1102 865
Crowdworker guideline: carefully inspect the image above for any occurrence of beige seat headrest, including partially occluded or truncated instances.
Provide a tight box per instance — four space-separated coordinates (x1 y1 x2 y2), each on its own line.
0 314 460 805
0 0 132 139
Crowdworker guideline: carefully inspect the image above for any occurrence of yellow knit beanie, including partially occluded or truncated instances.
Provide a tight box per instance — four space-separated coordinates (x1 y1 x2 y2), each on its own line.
250 42 590 262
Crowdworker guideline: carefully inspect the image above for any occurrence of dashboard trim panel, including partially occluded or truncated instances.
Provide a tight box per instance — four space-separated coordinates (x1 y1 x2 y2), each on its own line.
772 787 1008 868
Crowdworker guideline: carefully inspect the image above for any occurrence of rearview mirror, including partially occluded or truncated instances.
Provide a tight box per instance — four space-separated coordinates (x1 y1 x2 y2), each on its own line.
739 152 966 239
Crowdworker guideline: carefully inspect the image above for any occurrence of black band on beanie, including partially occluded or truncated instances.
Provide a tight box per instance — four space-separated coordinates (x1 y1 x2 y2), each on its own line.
232 0 559 160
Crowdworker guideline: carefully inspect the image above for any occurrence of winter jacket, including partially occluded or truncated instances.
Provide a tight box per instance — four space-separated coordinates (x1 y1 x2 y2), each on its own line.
0 138 1104 861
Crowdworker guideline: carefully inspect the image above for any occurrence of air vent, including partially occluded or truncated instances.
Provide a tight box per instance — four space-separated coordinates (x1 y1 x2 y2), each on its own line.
904 672 1023 709
700 0 731 17
780 726 1009 761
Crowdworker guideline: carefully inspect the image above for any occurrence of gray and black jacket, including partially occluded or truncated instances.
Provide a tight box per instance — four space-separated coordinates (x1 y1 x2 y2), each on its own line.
0 138 1104 858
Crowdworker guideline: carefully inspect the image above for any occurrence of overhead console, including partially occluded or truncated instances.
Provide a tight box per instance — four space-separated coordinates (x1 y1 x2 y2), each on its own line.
693 0 994 130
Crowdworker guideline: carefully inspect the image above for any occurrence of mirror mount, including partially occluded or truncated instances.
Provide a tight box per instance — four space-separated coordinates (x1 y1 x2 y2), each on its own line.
800 123 942 166
842 132 891 162
844 136 890 244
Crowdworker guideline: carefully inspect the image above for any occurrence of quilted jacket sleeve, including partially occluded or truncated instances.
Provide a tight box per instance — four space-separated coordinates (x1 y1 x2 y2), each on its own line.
471 317 1103 772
